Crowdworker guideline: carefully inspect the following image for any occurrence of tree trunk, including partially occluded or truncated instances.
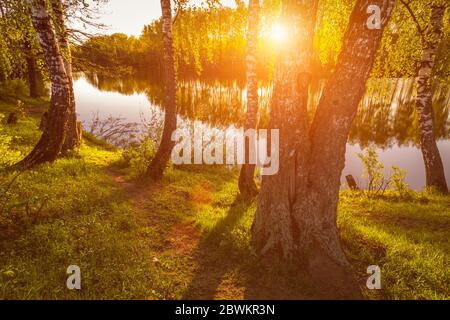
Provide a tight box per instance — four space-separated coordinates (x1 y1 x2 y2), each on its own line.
415 6 448 194
17 0 70 168
52 0 82 151
303 0 394 289
253 0 395 295
253 0 318 260
25 39 39 98
238 0 259 198
146 0 178 180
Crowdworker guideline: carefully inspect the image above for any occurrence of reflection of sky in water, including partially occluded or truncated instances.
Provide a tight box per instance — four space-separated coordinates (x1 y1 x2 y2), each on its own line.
74 77 152 125
73 76 450 190
343 141 450 191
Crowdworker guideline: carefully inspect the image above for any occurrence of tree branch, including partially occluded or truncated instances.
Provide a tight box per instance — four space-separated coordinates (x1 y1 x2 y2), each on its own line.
399 0 427 43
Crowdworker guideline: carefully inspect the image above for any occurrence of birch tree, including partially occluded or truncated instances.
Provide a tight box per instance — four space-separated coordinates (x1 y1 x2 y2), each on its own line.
399 0 448 194
252 0 395 295
51 0 82 150
238 0 260 198
146 0 178 179
17 0 70 168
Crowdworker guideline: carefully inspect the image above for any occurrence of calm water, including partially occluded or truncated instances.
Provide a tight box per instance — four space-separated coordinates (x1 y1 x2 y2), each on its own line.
73 74 450 190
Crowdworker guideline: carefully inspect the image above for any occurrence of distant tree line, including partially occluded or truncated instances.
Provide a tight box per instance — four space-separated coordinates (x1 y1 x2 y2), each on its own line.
73 4 260 80
73 1 450 81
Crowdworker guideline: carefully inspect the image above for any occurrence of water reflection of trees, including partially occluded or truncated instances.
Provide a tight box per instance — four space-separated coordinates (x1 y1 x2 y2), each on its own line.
349 78 450 148
80 73 450 148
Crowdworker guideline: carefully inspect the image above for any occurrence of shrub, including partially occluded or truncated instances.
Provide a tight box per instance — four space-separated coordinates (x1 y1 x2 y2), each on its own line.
0 79 28 98
390 165 410 196
358 146 389 195
358 146 412 197
122 138 155 177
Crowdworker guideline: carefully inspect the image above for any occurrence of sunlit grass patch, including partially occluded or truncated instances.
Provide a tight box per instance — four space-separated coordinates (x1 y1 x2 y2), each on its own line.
1 97 449 300
339 190 450 300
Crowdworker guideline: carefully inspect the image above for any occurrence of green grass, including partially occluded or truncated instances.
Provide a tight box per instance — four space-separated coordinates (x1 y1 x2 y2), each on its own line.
0 97 449 300
339 191 450 300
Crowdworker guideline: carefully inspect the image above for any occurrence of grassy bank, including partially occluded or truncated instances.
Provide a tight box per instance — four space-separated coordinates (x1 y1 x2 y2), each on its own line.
0 97 449 300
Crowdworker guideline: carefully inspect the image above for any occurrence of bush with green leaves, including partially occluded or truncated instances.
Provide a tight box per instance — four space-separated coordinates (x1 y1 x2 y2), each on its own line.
389 165 409 196
122 138 155 177
0 79 28 98
358 146 410 196
358 146 389 194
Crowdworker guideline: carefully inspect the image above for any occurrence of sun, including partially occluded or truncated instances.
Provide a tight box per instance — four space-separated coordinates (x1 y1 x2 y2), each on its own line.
269 23 289 43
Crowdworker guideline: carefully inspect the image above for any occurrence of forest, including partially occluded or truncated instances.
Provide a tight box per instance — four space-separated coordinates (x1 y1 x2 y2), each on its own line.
0 0 449 301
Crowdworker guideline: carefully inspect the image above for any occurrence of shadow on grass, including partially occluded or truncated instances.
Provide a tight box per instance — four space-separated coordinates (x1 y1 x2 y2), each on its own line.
182 195 251 299
183 195 321 300
364 211 450 234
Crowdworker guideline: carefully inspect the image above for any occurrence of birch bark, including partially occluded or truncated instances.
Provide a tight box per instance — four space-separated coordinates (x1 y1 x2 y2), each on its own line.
52 0 82 151
415 5 448 194
18 0 70 168
146 0 178 179
239 0 260 198
253 0 395 295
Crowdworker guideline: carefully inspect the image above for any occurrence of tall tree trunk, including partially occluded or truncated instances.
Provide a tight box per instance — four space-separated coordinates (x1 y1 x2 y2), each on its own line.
253 0 395 295
17 0 70 168
253 0 318 260
238 0 259 198
24 39 39 98
146 0 178 180
52 0 82 151
415 5 448 194
302 0 394 290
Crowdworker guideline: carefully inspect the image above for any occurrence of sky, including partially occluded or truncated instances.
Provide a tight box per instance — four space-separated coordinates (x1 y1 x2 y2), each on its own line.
81 0 238 38
88 0 162 37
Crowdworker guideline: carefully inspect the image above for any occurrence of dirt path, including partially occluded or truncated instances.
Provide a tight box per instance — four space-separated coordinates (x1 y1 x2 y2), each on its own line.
103 166 263 300
104 167 208 293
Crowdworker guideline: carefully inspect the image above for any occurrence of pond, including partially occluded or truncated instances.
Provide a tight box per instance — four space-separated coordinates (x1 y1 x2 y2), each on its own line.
73 73 450 190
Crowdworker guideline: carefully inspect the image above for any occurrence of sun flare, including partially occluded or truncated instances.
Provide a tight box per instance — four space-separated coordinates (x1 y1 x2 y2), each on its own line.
269 23 289 43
